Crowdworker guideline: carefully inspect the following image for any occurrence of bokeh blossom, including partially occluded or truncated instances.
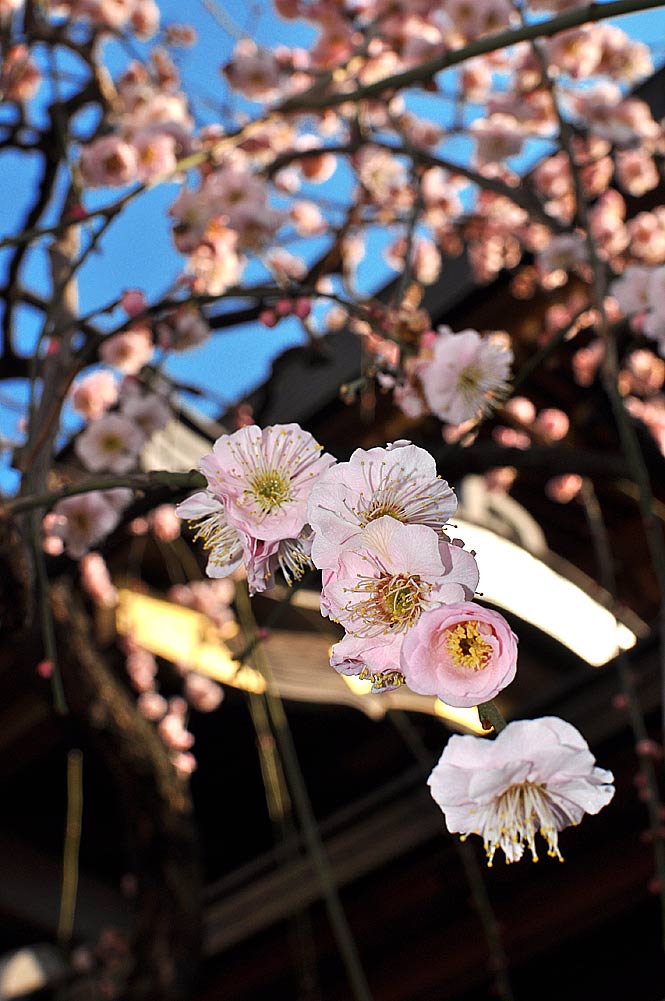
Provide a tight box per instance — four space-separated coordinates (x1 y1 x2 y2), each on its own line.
408 327 513 425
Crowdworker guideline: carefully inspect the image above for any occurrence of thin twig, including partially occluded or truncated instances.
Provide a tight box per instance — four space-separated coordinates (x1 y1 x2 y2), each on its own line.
57 748 83 946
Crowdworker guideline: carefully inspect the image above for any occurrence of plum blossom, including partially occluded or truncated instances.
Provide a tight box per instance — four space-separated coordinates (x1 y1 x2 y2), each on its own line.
307 441 457 571
183 673 224 712
324 516 479 680
75 413 146 473
99 327 154 375
428 717 615 865
199 424 334 544
470 114 524 166
156 307 210 351
50 492 123 559
400 601 518 708
418 327 513 425
79 136 138 189
149 505 181 543
222 39 283 101
71 370 118 421
611 265 653 316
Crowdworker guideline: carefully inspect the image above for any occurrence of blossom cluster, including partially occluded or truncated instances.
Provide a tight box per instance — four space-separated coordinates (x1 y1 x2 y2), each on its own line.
177 421 615 864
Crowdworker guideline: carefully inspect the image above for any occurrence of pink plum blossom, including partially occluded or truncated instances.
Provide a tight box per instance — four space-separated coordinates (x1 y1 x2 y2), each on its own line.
80 136 138 189
428 717 615 865
137 692 168 721
611 265 653 316
400 601 518 708
199 423 335 544
244 531 315 593
324 516 479 679
186 221 243 295
307 440 457 571
222 39 282 101
133 130 177 182
51 492 123 559
546 474 583 504
534 408 569 442
99 327 154 375
615 150 659 197
419 327 513 425
470 114 524 166
156 307 210 351
120 289 148 317
75 413 146 473
71 370 118 421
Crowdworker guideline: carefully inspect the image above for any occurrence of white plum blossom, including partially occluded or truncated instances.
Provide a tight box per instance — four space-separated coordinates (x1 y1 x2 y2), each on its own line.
428 717 615 866
307 440 457 571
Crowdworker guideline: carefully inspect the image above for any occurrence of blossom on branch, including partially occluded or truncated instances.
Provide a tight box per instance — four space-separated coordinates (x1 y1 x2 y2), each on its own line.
400 601 518 708
307 440 458 571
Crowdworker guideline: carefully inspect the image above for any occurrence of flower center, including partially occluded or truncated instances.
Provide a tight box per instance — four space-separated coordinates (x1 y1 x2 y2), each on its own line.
248 469 291 512
348 572 430 635
362 499 406 524
475 781 563 867
101 434 123 453
444 620 492 671
458 364 482 396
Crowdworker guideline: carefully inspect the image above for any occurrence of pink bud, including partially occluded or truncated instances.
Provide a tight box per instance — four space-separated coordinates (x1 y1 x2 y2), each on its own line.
275 298 293 317
613 693 629 711
636 739 663 759
67 204 88 222
46 339 60 356
545 474 582 504
259 309 278 327
293 297 311 319
504 396 536 425
173 751 197 776
37 659 53 679
535 408 570 442
120 289 148 317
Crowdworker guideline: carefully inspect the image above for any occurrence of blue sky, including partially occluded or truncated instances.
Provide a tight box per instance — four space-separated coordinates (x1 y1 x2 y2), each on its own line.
1 0 665 491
